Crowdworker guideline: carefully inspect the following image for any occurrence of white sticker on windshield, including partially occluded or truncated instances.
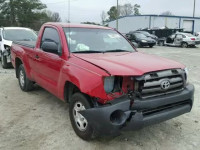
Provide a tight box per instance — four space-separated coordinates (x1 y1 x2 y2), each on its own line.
75 44 90 51
108 34 120 39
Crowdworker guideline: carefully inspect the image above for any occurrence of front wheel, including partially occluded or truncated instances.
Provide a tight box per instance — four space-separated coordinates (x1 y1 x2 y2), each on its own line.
69 93 95 140
149 44 154 48
17 64 34 91
1 52 10 69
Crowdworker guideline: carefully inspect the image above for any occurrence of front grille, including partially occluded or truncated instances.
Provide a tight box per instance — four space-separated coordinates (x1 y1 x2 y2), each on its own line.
135 69 186 99
142 100 190 116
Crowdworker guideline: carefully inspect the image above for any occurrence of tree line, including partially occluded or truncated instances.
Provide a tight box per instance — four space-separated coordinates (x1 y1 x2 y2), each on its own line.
0 0 61 30
101 3 141 25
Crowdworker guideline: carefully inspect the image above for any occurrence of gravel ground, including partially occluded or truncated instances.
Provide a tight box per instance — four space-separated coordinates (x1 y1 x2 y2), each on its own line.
0 46 200 150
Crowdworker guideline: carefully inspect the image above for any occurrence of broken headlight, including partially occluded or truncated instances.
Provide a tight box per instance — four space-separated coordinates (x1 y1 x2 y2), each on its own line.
104 76 122 93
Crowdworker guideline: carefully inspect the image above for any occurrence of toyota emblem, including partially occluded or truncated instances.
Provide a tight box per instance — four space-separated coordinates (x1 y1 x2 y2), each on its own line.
161 80 170 90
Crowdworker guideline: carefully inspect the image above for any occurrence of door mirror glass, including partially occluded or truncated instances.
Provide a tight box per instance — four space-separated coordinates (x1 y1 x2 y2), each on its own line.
41 41 59 54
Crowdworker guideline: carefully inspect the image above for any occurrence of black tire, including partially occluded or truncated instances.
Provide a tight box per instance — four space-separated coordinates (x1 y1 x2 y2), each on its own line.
158 41 164 46
181 42 188 48
1 52 10 69
17 64 34 91
138 42 142 48
149 45 154 48
69 93 95 141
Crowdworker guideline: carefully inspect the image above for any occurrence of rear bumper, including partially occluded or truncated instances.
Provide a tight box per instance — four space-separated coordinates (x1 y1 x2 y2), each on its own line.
187 41 200 45
80 84 194 135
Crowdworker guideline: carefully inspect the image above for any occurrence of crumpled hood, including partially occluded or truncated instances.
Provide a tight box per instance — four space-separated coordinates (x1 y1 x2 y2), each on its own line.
73 52 185 76
1 40 12 52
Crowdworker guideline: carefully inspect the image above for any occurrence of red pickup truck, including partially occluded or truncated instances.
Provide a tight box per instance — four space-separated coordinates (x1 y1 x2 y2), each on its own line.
11 23 194 140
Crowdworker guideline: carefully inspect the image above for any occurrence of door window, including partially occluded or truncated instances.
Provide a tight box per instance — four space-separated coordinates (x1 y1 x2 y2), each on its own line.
176 34 183 39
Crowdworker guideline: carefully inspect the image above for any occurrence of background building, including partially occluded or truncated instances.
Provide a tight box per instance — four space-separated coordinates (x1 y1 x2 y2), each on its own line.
108 15 200 34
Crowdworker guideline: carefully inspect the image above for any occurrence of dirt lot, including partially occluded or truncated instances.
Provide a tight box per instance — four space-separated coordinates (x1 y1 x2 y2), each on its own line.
0 46 200 150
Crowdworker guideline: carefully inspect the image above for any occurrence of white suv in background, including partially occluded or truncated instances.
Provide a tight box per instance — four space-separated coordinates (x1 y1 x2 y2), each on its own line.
0 27 37 68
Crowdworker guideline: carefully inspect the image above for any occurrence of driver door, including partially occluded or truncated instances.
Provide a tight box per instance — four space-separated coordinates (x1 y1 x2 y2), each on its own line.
33 27 63 96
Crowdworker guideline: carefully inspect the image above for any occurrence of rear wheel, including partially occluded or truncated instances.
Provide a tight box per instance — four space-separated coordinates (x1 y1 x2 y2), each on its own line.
158 41 164 46
69 93 95 141
17 64 34 91
181 42 188 48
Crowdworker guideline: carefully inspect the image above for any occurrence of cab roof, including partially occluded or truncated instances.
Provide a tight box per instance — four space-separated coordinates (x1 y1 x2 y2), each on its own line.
44 22 112 30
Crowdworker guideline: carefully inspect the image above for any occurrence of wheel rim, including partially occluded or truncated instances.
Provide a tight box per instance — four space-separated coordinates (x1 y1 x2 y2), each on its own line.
182 43 187 48
73 102 88 131
19 70 25 87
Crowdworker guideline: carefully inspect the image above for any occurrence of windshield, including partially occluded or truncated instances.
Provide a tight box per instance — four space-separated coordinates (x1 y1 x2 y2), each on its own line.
63 28 135 53
134 33 147 38
3 29 37 41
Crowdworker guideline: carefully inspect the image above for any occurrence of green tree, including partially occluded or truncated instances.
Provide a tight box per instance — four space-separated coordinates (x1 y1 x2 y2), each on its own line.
119 3 133 16
0 0 57 30
107 6 118 21
134 4 141 15
107 3 141 21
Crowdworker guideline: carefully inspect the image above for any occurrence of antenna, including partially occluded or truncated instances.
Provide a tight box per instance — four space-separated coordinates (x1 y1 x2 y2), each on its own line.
68 0 70 23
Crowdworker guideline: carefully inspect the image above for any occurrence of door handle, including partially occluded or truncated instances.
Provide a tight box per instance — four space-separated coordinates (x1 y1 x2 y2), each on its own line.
35 55 40 59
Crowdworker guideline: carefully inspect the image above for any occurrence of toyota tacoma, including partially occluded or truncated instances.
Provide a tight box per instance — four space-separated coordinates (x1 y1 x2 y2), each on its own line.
11 23 194 140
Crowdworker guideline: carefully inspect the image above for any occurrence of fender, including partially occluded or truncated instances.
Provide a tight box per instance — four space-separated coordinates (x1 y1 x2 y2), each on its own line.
12 44 33 80
57 58 110 102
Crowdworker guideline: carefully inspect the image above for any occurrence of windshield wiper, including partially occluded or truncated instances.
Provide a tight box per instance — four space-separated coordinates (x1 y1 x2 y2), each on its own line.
104 49 132 53
72 50 103 54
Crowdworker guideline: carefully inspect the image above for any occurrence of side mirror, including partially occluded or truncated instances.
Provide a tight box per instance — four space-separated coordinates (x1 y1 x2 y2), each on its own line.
0 35 2 41
41 41 60 55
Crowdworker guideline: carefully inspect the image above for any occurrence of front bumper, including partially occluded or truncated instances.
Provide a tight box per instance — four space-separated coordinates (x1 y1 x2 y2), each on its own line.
80 84 194 135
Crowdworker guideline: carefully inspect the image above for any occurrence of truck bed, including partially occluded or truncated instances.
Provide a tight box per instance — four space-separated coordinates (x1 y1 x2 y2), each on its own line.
13 41 36 48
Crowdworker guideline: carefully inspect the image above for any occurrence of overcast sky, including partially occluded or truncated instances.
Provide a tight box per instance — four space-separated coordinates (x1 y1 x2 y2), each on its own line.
41 0 200 23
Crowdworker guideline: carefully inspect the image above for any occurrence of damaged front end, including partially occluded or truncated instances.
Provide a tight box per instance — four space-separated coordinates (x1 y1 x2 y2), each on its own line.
1 40 12 63
79 69 194 136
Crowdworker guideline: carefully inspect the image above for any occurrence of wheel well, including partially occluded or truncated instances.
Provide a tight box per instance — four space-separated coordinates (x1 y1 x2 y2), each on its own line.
64 81 81 103
15 58 23 78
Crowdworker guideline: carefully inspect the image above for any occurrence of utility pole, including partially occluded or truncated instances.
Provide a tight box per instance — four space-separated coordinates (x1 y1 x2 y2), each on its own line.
116 0 119 30
193 0 196 17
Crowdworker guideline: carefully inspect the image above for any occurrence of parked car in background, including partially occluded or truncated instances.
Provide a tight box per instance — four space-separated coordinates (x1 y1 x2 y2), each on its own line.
0 27 37 68
11 23 194 140
157 32 200 48
135 31 158 41
126 32 156 48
